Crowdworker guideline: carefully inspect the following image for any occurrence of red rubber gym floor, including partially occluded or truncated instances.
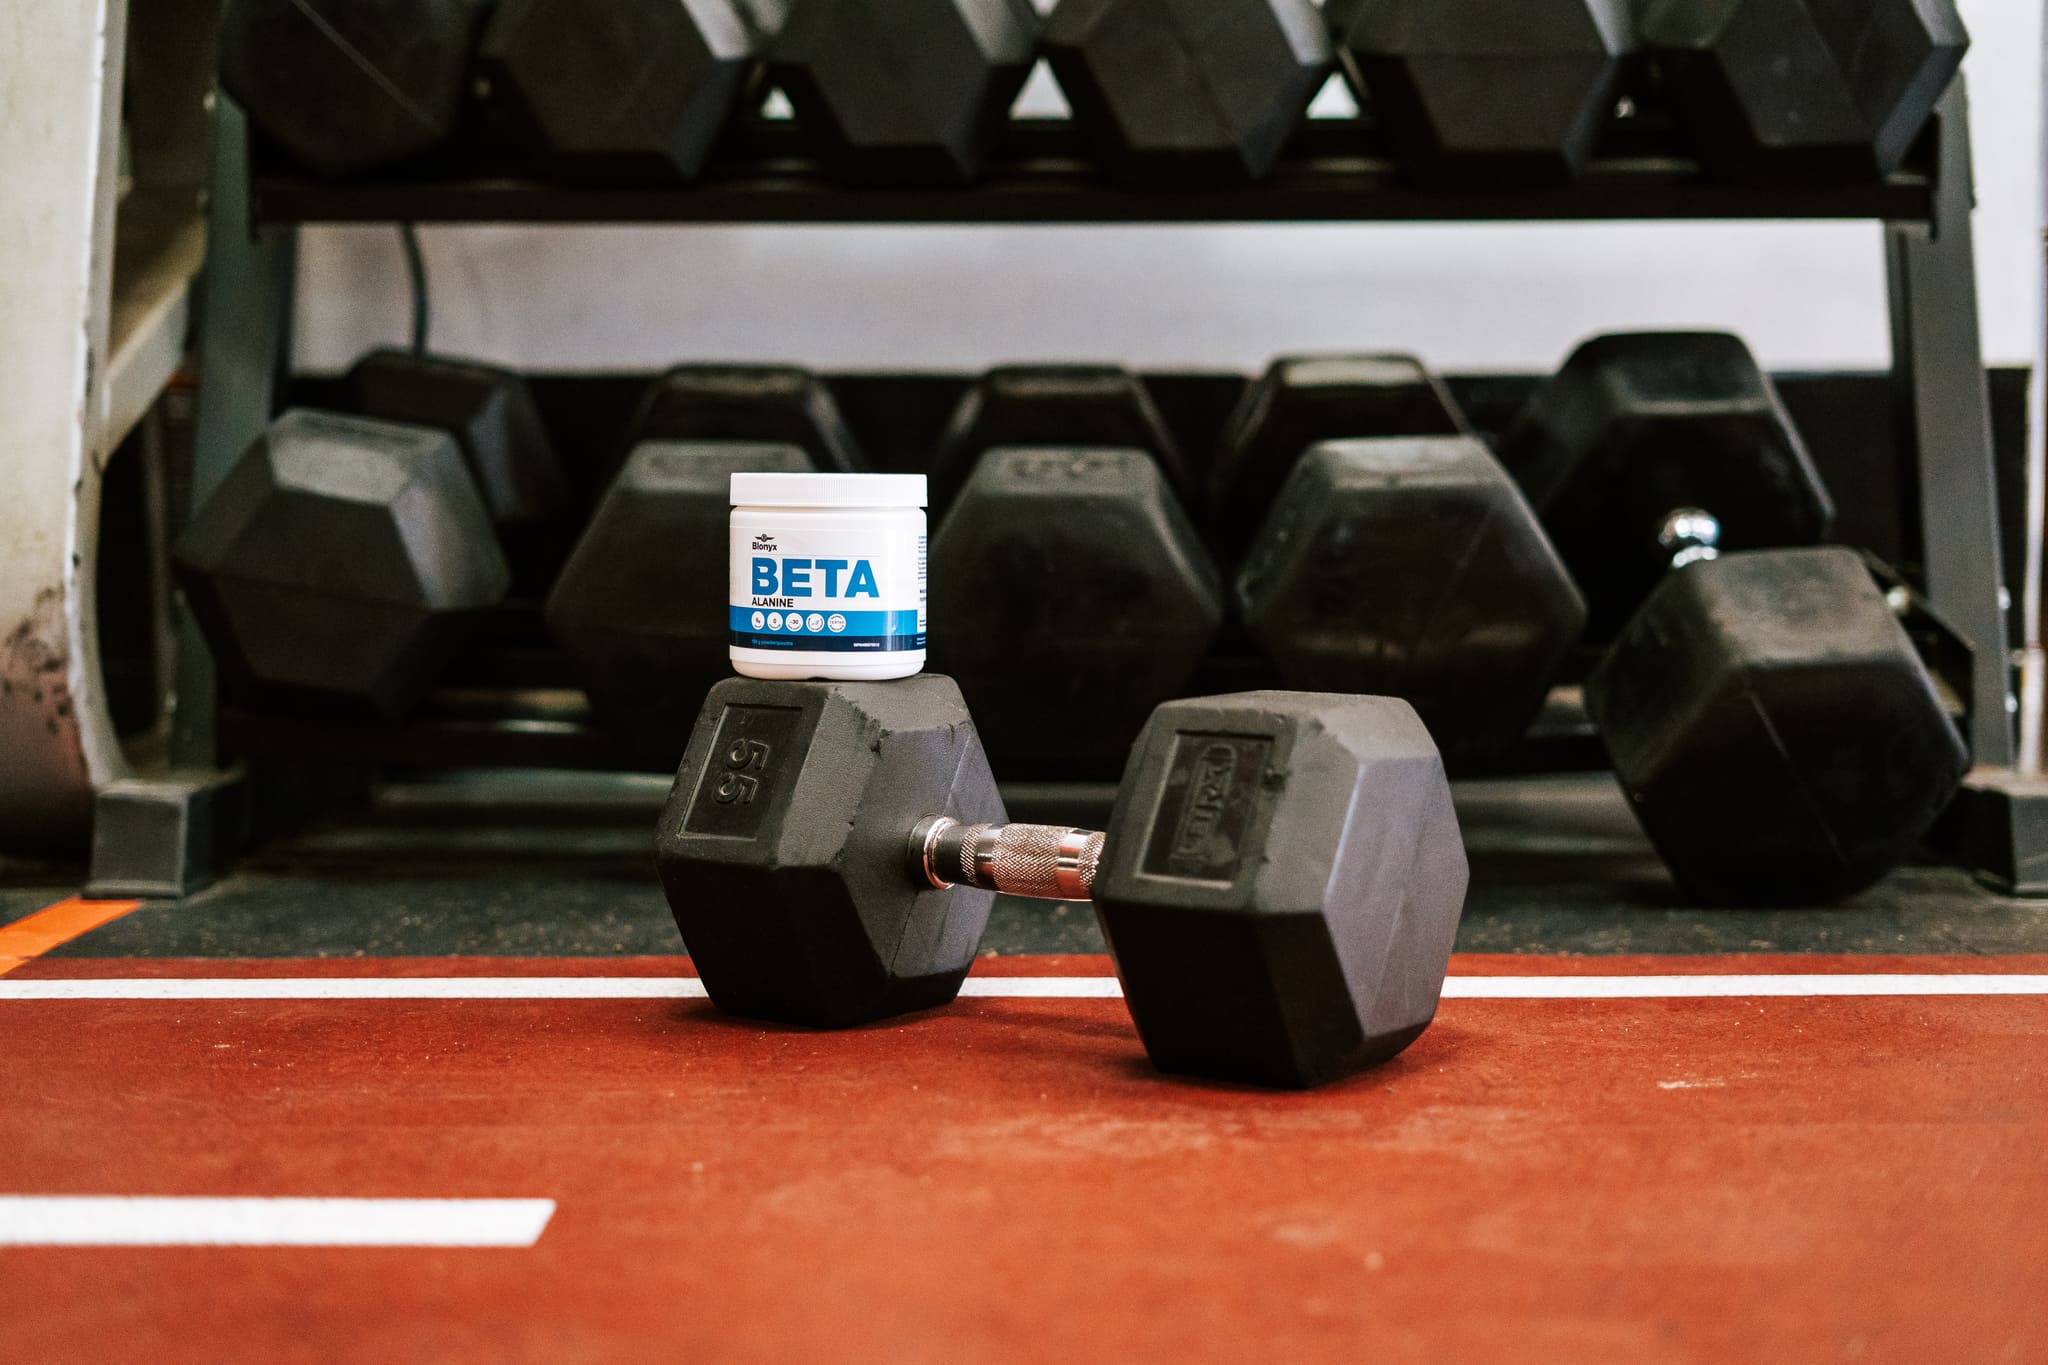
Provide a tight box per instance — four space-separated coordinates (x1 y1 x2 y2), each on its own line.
1 890 2043 1363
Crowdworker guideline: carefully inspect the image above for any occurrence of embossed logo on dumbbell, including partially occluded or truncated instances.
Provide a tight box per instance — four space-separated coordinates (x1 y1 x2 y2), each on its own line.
1169 743 1244 869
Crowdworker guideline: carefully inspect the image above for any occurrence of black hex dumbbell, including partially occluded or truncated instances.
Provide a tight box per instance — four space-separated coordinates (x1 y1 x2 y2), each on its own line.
1044 0 1333 187
1638 0 1967 181
926 366 1219 777
220 0 488 178
1334 0 1635 187
927 447 1224 780
480 0 786 180
769 0 1040 184
175 352 566 717
1233 435 1588 768
1505 332 1969 903
1500 330 1835 637
656 675 1468 1088
1206 353 1469 563
546 366 867 767
926 365 1195 515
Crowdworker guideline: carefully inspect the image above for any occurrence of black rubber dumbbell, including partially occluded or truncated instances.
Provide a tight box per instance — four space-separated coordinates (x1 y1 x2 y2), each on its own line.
926 365 1195 515
346 349 570 594
546 365 867 767
1589 540 1969 906
175 353 566 717
1043 0 1333 187
1504 333 1967 902
656 675 1469 1087
924 366 1219 776
480 0 785 181
1234 435 1587 767
1335 0 1635 186
1499 331 1835 637
927 447 1224 779
1206 353 1468 563
1638 0 1967 181
769 0 1040 185
219 0 489 178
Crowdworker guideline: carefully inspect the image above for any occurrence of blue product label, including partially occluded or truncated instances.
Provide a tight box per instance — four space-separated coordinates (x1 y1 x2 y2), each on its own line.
729 606 926 653
730 517 927 655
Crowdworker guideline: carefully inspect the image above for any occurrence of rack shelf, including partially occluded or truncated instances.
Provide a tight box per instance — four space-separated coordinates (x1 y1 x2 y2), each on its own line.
249 118 1941 227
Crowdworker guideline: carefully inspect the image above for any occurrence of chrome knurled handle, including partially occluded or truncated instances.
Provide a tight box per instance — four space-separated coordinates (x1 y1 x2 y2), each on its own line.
910 816 1104 901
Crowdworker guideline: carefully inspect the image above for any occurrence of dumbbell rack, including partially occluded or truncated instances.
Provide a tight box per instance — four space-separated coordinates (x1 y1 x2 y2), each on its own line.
85 80 2039 900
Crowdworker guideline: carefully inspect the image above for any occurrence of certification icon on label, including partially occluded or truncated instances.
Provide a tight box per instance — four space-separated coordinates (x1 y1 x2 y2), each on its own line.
827 613 846 633
806 613 826 633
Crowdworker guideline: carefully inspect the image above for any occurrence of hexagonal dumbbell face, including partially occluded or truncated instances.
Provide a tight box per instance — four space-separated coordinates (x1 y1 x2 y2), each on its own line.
1237 438 1586 765
1340 0 1633 186
926 365 1194 513
1206 354 1467 561
346 350 568 592
655 675 1007 1026
481 0 765 178
1587 548 1968 905
1044 0 1332 186
547 441 815 769
1641 0 1967 180
1094 692 1468 1088
927 448 1225 778
1500 332 1835 637
220 0 487 178
769 0 1040 184
174 410 510 717
625 365 866 472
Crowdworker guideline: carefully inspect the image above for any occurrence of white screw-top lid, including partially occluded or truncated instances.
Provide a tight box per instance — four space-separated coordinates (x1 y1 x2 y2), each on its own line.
730 471 927 508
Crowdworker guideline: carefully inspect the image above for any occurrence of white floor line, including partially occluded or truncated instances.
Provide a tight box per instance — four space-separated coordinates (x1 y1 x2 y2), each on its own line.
1 974 2044 1001
0 1196 555 1247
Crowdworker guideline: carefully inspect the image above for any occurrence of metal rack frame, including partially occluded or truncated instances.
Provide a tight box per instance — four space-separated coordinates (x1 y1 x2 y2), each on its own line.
84 81 2030 896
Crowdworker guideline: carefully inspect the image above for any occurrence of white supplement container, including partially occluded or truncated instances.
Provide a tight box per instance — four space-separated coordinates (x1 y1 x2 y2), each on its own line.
729 472 928 681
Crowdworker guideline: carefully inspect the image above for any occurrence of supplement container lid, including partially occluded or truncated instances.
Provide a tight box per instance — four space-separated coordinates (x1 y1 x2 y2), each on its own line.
730 472 927 508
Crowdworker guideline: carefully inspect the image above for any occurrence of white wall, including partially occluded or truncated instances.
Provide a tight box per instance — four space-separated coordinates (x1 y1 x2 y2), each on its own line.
294 0 2042 375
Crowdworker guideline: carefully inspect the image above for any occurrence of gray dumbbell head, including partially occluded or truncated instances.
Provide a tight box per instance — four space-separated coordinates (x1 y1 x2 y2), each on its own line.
1095 690 1468 1088
1640 0 1967 179
655 674 1007 1026
1237 437 1587 765
173 409 510 717
927 446 1224 778
1586 547 1968 905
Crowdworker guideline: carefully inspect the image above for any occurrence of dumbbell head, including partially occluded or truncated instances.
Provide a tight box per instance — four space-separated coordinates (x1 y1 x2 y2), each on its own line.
174 409 510 717
480 0 769 179
1043 0 1333 186
1207 353 1467 560
1095 692 1467 1087
1586 547 1968 905
1237 437 1587 765
345 349 568 592
219 0 487 178
1500 331 1834 636
624 364 865 472
546 441 814 768
1640 0 1967 180
927 365 1194 513
926 447 1225 777
769 0 1040 185
655 674 1007 1027
1339 0 1634 186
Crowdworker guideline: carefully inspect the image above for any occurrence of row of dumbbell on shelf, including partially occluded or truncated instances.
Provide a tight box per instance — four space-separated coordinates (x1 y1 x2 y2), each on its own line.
178 332 1970 908
229 0 1965 189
